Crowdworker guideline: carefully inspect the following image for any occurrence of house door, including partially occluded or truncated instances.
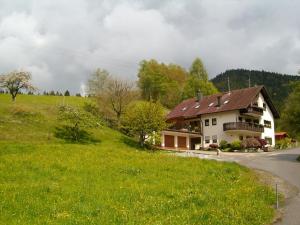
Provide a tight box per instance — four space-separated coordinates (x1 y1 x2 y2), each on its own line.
177 136 187 149
164 135 175 148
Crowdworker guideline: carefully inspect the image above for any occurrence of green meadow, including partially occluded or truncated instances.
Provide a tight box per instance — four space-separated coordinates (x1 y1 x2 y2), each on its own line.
0 94 275 225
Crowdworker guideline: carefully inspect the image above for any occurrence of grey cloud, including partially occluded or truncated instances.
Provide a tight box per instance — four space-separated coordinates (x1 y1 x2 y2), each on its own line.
0 0 299 94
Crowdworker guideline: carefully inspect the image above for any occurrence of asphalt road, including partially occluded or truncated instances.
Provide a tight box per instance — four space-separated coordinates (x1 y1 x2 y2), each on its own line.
231 148 300 225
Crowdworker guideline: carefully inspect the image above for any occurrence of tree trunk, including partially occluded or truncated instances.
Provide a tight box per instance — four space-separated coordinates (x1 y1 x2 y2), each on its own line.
139 134 145 147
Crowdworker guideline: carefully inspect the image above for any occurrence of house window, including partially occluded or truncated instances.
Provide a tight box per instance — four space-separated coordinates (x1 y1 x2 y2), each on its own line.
205 119 209 126
265 137 272 145
263 103 267 111
238 117 243 122
212 118 217 125
205 136 210 144
212 135 218 143
253 119 259 124
264 120 272 128
239 136 244 141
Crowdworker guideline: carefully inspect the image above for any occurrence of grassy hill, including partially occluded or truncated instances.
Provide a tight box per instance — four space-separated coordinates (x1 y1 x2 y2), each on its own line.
0 94 276 225
212 69 300 111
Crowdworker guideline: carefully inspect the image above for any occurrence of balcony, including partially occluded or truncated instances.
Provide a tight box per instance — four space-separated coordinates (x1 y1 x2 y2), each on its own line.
223 122 264 133
240 106 263 117
166 125 202 135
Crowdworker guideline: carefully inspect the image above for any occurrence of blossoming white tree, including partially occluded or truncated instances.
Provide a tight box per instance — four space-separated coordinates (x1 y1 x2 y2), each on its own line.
0 70 36 101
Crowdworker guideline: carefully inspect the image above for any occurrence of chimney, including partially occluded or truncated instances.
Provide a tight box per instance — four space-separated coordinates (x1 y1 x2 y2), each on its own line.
196 90 202 102
216 96 222 107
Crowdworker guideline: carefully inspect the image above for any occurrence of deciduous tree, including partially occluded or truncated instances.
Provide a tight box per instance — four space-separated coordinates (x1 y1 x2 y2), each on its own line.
280 81 300 139
183 57 218 98
87 68 138 127
87 68 110 96
122 101 167 147
0 70 36 101
189 57 208 81
137 60 187 108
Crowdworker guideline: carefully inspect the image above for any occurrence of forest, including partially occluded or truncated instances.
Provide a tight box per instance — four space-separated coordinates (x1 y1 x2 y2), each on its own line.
212 69 300 111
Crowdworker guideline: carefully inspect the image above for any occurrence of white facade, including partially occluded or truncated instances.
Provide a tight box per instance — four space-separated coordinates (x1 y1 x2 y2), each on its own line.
161 90 277 149
257 93 275 146
201 111 240 148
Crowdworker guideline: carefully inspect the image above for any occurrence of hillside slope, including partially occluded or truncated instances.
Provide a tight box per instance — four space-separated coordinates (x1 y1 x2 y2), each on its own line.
0 94 276 225
211 69 300 111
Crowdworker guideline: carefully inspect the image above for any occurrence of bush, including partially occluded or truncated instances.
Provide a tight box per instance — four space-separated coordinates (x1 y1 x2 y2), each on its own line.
83 102 101 117
275 138 292 150
219 140 229 150
231 141 242 150
242 138 261 149
55 105 101 143
297 155 300 162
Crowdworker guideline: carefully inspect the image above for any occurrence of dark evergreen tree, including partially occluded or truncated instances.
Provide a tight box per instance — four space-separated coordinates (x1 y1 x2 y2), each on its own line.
64 90 70 96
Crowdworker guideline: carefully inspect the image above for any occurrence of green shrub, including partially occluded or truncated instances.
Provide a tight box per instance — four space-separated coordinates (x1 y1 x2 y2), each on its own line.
275 138 292 150
231 140 242 150
219 140 228 150
55 105 101 143
297 155 300 162
222 147 232 152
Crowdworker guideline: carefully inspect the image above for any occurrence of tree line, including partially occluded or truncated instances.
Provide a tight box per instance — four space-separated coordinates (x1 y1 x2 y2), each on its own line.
1 62 300 145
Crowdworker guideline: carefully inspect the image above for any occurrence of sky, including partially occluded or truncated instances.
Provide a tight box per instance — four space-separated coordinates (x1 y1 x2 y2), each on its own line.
0 0 300 94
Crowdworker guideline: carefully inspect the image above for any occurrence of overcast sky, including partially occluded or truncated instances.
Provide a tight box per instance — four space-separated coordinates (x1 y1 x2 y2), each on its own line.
0 0 300 94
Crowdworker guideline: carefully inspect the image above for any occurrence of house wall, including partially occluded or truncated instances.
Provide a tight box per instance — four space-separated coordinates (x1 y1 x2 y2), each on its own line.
201 110 241 148
257 93 276 146
201 93 276 148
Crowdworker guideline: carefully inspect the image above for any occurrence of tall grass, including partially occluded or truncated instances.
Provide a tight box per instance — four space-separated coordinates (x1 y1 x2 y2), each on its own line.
0 94 275 225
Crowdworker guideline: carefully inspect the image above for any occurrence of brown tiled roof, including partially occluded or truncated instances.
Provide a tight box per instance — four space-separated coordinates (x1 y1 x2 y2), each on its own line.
166 86 280 121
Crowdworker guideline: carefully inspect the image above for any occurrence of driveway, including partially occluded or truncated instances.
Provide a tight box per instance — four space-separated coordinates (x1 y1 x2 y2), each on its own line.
176 148 300 225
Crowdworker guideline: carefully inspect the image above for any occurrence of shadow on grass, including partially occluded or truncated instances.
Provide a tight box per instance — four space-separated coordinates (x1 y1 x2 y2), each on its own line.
54 126 101 144
120 136 159 152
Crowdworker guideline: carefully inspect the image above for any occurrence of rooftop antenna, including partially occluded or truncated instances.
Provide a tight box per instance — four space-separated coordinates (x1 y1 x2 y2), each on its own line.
248 74 251 88
227 76 231 93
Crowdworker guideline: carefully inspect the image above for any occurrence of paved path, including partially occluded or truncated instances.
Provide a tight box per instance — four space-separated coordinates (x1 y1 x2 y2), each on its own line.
176 148 300 225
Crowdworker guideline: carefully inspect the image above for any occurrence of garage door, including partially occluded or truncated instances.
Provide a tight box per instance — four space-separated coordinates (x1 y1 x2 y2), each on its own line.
164 135 175 148
178 136 187 148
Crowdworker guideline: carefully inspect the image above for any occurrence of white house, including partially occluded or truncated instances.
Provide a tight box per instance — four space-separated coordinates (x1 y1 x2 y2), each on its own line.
161 86 280 150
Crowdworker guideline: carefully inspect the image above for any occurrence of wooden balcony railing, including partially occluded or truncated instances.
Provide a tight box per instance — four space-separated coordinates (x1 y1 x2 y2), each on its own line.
223 122 264 133
240 106 263 116
167 125 202 134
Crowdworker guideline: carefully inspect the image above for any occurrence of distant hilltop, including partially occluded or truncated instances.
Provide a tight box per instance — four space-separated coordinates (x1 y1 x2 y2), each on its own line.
211 69 300 112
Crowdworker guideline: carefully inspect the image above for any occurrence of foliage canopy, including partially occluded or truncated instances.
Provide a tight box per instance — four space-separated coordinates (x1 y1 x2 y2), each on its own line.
0 70 36 101
280 81 300 139
122 101 167 147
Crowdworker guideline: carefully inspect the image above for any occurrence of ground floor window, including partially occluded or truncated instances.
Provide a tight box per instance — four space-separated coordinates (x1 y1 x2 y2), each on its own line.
205 136 210 144
239 136 244 141
212 135 218 143
265 137 272 145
